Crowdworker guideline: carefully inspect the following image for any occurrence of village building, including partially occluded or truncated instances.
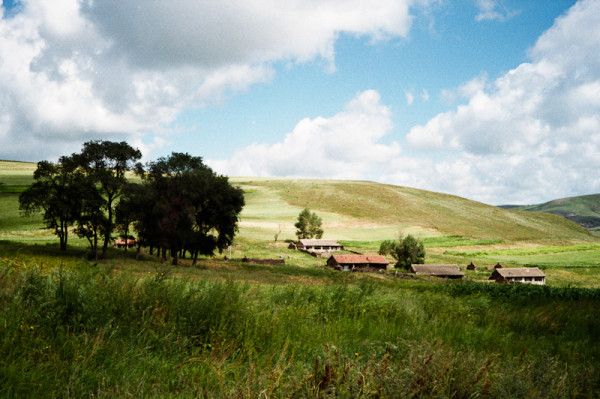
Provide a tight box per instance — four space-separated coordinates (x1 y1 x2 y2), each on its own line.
293 239 344 253
466 262 477 270
327 254 389 271
489 267 546 285
114 236 136 248
409 264 464 279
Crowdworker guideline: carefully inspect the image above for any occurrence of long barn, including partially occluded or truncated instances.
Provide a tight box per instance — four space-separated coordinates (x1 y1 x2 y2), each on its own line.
489 267 546 285
327 254 389 271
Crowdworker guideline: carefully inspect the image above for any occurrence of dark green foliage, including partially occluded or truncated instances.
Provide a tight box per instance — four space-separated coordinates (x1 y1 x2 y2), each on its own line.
18 159 86 251
137 153 244 265
0 265 598 397
73 141 142 258
379 234 426 269
294 208 324 239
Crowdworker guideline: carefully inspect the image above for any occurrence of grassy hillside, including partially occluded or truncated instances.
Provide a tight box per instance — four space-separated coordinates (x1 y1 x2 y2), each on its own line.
2 160 599 287
1 162 599 396
3 160 591 243
234 178 593 242
502 194 600 232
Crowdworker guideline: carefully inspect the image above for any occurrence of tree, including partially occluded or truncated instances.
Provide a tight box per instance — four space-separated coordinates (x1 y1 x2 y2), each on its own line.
18 158 82 251
378 234 425 269
73 140 142 258
137 153 245 265
294 208 323 239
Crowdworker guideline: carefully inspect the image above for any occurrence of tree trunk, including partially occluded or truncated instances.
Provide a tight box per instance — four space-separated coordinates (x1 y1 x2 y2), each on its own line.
171 248 178 266
59 220 67 251
92 228 98 261
101 195 113 258
124 224 129 253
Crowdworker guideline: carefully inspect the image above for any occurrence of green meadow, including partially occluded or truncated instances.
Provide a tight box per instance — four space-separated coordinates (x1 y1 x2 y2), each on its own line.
1 160 599 397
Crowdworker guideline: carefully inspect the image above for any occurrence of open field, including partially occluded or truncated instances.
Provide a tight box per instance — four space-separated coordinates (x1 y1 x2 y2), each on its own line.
0 260 598 397
1 160 599 284
1 160 600 396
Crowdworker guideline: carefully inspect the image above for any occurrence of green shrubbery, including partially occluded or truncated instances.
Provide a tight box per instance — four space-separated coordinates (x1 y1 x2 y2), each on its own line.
0 263 598 397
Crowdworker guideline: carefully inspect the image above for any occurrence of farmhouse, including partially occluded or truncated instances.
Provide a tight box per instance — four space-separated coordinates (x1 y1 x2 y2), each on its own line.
327 254 389 271
409 264 464 279
114 236 136 248
294 239 343 253
489 267 546 285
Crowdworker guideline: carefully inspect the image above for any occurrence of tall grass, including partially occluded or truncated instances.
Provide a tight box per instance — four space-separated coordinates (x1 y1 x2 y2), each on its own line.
0 263 598 397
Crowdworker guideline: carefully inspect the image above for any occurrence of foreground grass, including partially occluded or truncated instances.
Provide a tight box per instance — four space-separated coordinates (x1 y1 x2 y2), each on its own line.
0 261 598 398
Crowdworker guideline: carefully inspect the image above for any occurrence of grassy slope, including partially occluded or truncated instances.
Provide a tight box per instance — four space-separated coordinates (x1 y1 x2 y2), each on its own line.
1 160 592 242
1 163 599 397
502 193 600 231
234 178 592 242
2 161 600 286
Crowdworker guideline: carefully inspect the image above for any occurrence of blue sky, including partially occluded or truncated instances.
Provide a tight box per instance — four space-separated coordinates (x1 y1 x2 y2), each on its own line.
1 0 598 204
171 1 576 160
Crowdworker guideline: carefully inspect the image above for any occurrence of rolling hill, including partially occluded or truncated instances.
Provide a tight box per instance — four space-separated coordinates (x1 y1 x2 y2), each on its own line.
233 178 593 242
0 160 593 244
500 194 600 233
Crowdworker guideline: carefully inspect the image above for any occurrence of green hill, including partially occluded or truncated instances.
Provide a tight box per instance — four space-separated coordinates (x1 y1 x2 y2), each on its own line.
501 194 600 232
0 160 593 243
233 178 593 242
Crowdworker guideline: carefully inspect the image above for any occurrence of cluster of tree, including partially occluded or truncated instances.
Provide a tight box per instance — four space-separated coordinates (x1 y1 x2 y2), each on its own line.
378 235 425 269
294 208 323 239
19 141 244 265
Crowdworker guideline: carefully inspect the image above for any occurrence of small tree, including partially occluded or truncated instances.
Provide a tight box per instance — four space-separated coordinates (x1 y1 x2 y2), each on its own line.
19 158 83 251
378 234 425 269
294 208 323 239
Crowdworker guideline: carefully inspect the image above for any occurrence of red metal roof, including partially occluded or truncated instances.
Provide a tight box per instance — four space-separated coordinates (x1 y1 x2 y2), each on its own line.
330 254 389 265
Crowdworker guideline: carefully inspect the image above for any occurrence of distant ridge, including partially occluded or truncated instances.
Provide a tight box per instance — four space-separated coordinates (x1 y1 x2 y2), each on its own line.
499 194 600 231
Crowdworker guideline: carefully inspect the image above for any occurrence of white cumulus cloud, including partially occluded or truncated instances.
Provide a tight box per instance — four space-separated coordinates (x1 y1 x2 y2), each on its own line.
209 90 400 179
474 0 517 22
0 0 418 160
404 0 600 203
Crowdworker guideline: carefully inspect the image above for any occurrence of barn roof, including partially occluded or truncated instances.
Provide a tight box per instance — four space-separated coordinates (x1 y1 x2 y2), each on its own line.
410 264 464 276
330 254 388 265
299 239 342 247
492 267 545 278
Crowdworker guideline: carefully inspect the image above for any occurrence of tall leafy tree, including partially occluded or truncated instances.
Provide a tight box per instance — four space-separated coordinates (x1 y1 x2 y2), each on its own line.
73 140 142 258
18 158 82 251
378 235 425 269
140 153 244 265
294 208 323 239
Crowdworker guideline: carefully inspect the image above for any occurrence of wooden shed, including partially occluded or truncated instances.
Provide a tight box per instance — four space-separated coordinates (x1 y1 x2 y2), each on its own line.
409 264 464 279
489 267 545 285
327 254 389 271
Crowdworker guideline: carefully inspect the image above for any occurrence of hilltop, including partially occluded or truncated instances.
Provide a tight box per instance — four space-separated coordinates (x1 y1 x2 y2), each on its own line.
233 178 592 242
500 194 600 233
0 160 592 243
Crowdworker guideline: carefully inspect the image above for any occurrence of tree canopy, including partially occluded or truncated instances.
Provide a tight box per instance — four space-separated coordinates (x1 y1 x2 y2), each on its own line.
72 140 142 258
20 144 244 265
294 208 324 239
19 158 85 251
132 153 244 265
378 235 425 269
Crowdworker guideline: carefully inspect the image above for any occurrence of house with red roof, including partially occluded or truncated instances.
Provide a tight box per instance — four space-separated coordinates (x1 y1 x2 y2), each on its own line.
327 254 389 271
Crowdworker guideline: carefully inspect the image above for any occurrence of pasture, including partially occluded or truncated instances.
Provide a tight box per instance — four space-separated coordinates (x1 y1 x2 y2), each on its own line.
1 160 599 397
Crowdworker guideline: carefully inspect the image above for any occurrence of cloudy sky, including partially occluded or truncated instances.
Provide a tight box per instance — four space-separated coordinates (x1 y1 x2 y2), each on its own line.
1 0 599 205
